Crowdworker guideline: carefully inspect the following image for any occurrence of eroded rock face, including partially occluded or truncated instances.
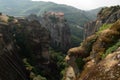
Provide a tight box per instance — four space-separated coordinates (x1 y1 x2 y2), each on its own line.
0 14 51 80
65 20 120 80
15 19 50 65
65 6 120 80
79 48 120 80
84 6 120 38
13 18 52 80
0 19 29 80
64 56 79 80
27 12 71 53
42 12 71 53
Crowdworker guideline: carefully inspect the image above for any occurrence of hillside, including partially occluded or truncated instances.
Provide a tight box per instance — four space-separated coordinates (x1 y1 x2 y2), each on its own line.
64 6 120 80
0 0 101 47
86 7 102 20
0 0 99 26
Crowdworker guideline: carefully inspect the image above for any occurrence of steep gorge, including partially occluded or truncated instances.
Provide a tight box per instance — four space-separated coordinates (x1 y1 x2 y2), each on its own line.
0 11 71 80
0 4 120 80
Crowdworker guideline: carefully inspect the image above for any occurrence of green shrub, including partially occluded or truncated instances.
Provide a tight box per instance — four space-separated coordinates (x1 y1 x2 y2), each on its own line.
50 48 67 80
23 58 47 80
102 41 120 59
97 24 112 34
75 57 85 70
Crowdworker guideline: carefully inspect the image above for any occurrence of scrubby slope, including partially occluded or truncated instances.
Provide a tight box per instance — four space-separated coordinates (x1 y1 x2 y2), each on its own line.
65 6 120 80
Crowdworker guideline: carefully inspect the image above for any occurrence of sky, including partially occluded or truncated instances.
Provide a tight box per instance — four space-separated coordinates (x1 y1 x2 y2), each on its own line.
32 0 120 10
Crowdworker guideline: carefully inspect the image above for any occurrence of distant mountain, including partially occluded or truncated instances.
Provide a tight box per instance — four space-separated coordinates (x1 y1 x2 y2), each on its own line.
0 0 101 47
0 0 100 26
86 7 102 20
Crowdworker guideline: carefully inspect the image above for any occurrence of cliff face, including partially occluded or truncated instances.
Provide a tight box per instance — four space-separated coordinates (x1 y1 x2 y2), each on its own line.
84 6 120 38
80 48 120 80
14 19 50 66
42 12 71 53
65 6 120 80
0 14 50 80
0 15 29 80
27 12 71 53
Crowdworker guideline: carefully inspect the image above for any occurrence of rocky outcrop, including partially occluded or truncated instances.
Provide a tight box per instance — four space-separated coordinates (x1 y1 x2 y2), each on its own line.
84 6 120 38
13 18 51 79
26 12 71 53
0 14 51 80
15 18 50 65
79 47 120 80
65 6 120 80
0 16 29 80
64 55 79 80
42 12 71 53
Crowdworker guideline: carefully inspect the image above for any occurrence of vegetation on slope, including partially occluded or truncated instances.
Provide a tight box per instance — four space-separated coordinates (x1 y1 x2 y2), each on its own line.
96 24 112 34
65 20 120 80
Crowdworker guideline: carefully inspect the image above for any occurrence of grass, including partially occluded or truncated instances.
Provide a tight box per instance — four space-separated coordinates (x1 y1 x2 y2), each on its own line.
102 41 120 59
96 24 112 34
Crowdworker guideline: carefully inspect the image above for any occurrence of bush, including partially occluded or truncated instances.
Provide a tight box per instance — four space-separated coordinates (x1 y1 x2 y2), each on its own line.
23 58 47 80
102 41 120 59
75 57 85 70
50 48 67 80
97 24 112 34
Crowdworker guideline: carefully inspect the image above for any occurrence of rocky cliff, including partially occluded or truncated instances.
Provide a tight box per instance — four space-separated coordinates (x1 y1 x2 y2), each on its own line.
41 12 71 53
84 6 120 38
65 6 120 80
27 12 71 53
0 14 29 80
0 13 51 80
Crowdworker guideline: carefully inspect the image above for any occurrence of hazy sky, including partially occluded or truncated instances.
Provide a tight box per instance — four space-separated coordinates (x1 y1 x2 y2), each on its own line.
32 0 120 10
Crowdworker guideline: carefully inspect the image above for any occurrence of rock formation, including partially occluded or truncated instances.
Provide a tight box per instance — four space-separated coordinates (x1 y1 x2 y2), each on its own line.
26 12 71 53
0 14 51 80
41 12 71 53
65 6 120 80
84 5 120 38
0 15 29 80
80 47 120 80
